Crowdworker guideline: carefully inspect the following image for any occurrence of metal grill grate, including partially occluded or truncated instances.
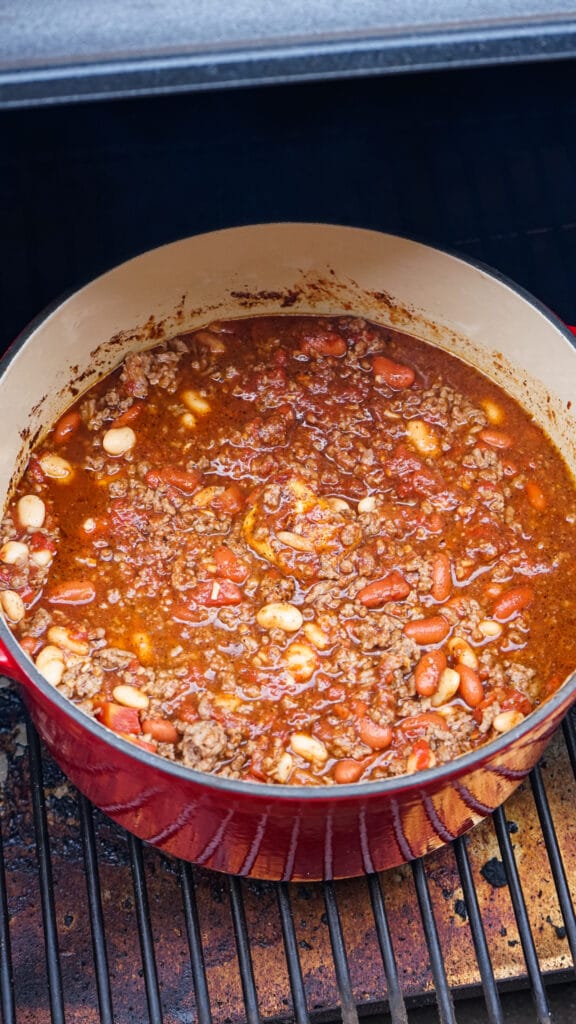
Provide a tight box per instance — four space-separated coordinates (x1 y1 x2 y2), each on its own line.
1 681 575 1024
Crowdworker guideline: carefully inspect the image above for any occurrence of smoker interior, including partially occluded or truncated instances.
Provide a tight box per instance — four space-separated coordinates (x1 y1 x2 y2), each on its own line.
1 57 576 1022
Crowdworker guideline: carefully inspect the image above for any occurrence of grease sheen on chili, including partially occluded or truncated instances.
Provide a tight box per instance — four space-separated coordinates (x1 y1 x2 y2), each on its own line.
2 316 576 786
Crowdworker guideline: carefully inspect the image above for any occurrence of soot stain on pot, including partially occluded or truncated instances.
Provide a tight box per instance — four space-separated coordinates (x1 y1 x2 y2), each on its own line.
230 288 301 308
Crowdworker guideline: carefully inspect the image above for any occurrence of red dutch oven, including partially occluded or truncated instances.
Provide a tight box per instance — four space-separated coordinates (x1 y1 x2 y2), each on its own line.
1 224 575 881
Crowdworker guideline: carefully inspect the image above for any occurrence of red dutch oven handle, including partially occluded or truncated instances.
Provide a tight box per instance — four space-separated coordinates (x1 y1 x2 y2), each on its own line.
0 638 33 687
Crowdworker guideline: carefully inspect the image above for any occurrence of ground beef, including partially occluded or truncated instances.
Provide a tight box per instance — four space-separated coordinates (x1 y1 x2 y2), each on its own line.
180 720 228 772
3 312 574 789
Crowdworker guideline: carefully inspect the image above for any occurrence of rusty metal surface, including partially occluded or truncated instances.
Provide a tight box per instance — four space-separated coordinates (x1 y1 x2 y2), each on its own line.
1 675 574 1022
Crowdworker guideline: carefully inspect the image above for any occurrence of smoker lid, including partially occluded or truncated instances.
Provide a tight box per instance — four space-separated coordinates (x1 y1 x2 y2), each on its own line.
2 1 576 108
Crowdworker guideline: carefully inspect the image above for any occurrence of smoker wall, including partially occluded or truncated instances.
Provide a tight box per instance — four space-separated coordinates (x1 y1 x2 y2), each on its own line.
2 59 576 351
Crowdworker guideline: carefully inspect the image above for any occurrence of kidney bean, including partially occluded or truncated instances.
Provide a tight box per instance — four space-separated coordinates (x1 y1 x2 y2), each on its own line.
157 467 201 494
478 428 513 449
53 410 81 445
141 718 179 744
333 759 365 784
492 585 534 621
431 552 452 602
358 718 393 750
357 571 410 607
414 650 447 697
189 580 243 607
303 333 347 357
400 711 449 736
403 615 450 645
20 636 41 657
111 402 145 428
525 480 547 511
47 580 96 605
457 664 484 707
372 355 416 389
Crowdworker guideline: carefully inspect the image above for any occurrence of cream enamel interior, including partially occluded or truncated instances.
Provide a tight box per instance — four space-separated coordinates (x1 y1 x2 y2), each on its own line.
1 223 575 504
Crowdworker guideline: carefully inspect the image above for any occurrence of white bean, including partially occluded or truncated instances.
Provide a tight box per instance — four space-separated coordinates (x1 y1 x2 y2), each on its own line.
276 530 315 553
0 589 25 623
132 630 153 664
17 494 45 530
492 710 525 733
480 398 505 425
478 619 503 638
284 642 318 682
39 453 73 480
357 495 377 513
431 667 460 707
447 636 478 669
30 548 54 568
272 752 294 783
182 390 211 416
195 329 227 353
102 426 136 456
35 645 65 684
256 602 303 633
112 684 150 710
303 622 329 649
290 732 328 765
47 625 90 656
406 419 440 457
325 497 351 513
0 541 29 565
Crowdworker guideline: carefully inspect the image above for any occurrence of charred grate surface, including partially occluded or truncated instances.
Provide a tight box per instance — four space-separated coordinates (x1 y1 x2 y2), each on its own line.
1 679 575 1024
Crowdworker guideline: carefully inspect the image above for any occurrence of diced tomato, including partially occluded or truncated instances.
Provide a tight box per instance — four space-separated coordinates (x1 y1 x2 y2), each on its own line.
110 498 148 532
212 485 245 515
213 545 248 583
127 736 158 753
29 532 58 553
99 702 142 735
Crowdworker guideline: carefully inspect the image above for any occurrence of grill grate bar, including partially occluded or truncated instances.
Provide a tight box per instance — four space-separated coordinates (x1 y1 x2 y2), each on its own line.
180 862 214 1024
453 837 504 1024
529 765 576 968
128 833 164 1024
322 881 359 1024
562 710 576 777
411 858 456 1024
27 721 66 1024
493 805 552 1024
276 883 311 1024
227 876 261 1024
366 872 408 1024
0 821 15 1024
77 793 115 1024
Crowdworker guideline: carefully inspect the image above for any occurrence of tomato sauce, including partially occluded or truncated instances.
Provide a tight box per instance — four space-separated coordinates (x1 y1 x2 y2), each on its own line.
1 315 575 785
